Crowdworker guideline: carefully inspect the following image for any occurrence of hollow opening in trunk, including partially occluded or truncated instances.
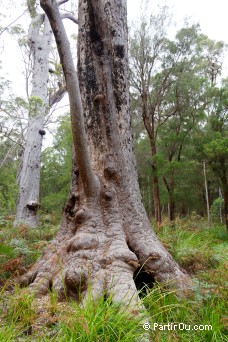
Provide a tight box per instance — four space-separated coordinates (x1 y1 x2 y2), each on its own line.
134 267 155 297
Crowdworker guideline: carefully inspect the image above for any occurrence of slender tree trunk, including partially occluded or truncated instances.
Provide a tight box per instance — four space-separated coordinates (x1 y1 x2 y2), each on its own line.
169 198 175 222
169 170 175 222
141 93 162 226
219 187 223 224
153 172 162 225
203 161 210 226
147 175 152 218
20 0 192 311
14 13 52 228
218 161 228 234
163 172 175 222
149 133 162 226
220 176 228 235
224 188 228 234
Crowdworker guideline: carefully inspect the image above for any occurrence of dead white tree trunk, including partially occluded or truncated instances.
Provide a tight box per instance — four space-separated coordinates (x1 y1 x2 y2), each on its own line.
14 2 68 228
14 7 52 228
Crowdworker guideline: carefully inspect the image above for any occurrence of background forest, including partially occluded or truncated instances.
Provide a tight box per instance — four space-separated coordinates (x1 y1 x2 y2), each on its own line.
0 1 227 341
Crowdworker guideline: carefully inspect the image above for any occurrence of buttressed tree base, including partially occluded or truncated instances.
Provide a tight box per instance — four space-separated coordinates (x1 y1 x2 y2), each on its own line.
20 0 192 308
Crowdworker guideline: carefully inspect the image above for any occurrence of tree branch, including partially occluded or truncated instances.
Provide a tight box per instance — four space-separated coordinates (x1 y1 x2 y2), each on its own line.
163 176 170 194
0 10 27 36
61 12 78 24
49 85 66 107
40 0 99 198
57 0 69 6
0 144 18 168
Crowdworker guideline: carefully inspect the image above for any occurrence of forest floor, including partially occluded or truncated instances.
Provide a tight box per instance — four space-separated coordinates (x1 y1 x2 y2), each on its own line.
0 215 227 341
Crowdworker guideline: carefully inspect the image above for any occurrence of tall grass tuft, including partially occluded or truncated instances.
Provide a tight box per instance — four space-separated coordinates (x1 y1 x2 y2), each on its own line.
55 293 147 342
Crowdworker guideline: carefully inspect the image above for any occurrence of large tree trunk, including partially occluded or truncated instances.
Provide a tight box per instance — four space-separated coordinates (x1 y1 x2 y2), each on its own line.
20 0 192 309
14 12 52 228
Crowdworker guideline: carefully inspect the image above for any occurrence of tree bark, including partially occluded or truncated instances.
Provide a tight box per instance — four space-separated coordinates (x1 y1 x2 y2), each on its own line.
20 0 192 310
14 13 52 228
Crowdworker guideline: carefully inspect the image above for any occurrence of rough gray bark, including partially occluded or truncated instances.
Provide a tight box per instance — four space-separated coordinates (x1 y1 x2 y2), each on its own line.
14 10 52 228
20 0 192 317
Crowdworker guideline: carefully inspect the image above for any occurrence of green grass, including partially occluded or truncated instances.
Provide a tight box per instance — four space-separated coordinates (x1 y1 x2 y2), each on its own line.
54 295 147 342
156 220 227 273
142 283 227 341
0 216 227 341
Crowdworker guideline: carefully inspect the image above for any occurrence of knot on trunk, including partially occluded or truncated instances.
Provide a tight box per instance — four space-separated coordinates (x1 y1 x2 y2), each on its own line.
65 267 88 295
75 207 89 224
67 234 99 253
64 194 77 218
74 167 79 176
104 165 117 180
27 201 40 211
93 93 105 102
103 190 113 201
39 129 46 135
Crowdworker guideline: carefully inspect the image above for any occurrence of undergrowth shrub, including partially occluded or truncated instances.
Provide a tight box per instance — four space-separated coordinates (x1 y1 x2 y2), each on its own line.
0 217 59 281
